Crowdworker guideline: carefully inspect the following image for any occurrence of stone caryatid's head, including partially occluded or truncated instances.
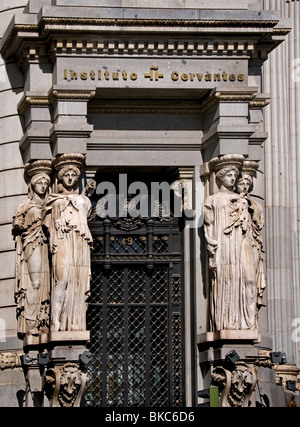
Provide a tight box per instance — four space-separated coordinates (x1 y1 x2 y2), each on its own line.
236 160 260 196
52 153 85 193
209 154 245 191
24 160 52 199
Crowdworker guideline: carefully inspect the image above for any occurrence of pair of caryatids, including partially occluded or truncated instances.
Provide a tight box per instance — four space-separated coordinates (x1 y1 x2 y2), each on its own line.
12 154 94 338
204 154 266 332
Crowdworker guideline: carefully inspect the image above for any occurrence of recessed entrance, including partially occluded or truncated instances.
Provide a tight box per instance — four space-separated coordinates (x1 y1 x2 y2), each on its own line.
85 173 185 407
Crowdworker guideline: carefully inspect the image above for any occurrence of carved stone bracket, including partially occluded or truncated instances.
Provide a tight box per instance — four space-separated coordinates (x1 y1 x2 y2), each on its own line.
212 362 257 407
45 363 88 408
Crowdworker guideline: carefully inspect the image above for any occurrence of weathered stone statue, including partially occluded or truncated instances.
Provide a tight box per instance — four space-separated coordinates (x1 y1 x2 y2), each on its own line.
44 154 93 332
204 155 265 332
204 154 248 331
236 161 266 322
12 161 52 338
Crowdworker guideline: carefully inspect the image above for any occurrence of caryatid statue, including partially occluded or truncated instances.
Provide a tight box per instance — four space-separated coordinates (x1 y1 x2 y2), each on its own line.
204 155 265 332
236 161 266 324
12 160 52 338
204 154 246 331
44 154 93 332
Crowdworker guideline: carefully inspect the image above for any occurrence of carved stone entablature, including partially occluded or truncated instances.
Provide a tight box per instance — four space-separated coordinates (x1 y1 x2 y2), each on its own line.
212 362 258 407
0 8 291 62
45 363 88 407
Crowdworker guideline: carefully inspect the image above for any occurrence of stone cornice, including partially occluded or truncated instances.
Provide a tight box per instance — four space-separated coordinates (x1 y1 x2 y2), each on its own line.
0 9 291 60
0 24 39 59
40 17 281 29
18 95 50 115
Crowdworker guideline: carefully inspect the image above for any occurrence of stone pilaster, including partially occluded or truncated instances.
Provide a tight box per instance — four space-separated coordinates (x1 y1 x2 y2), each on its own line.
49 87 95 156
200 87 264 162
18 94 52 163
45 333 91 407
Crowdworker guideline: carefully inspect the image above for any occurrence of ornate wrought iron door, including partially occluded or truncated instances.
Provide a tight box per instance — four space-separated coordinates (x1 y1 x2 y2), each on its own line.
85 209 184 407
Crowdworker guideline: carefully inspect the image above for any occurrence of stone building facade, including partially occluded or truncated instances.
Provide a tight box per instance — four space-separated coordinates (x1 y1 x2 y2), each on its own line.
0 0 299 407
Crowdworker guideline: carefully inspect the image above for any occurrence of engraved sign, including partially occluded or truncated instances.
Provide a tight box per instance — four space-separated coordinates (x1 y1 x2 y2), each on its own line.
57 58 248 89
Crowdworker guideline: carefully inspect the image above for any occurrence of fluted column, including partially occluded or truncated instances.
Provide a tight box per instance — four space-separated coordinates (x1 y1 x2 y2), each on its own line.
262 0 300 365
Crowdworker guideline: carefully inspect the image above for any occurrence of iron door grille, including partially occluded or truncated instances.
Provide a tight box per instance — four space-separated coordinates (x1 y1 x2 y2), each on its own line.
85 217 184 407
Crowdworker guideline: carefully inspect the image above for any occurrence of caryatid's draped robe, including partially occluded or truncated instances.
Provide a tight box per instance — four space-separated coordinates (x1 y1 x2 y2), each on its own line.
242 193 266 320
13 194 50 336
44 192 93 332
204 189 253 331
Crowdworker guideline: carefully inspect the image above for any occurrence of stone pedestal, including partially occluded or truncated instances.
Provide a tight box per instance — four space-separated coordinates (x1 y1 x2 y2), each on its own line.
21 331 91 407
21 347 48 408
198 330 260 344
49 331 90 344
197 330 294 407
44 331 91 407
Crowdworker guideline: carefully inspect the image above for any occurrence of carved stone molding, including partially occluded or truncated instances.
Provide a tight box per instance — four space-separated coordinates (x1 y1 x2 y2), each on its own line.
45 363 88 407
198 88 260 115
274 364 300 392
0 352 22 370
88 98 204 115
0 11 289 60
0 25 39 59
49 89 96 104
40 17 281 31
51 37 256 59
18 89 96 116
249 97 271 110
212 362 258 407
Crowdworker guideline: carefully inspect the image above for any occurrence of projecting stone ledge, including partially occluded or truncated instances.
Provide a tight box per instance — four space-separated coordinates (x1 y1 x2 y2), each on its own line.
198 330 261 345
49 331 90 343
